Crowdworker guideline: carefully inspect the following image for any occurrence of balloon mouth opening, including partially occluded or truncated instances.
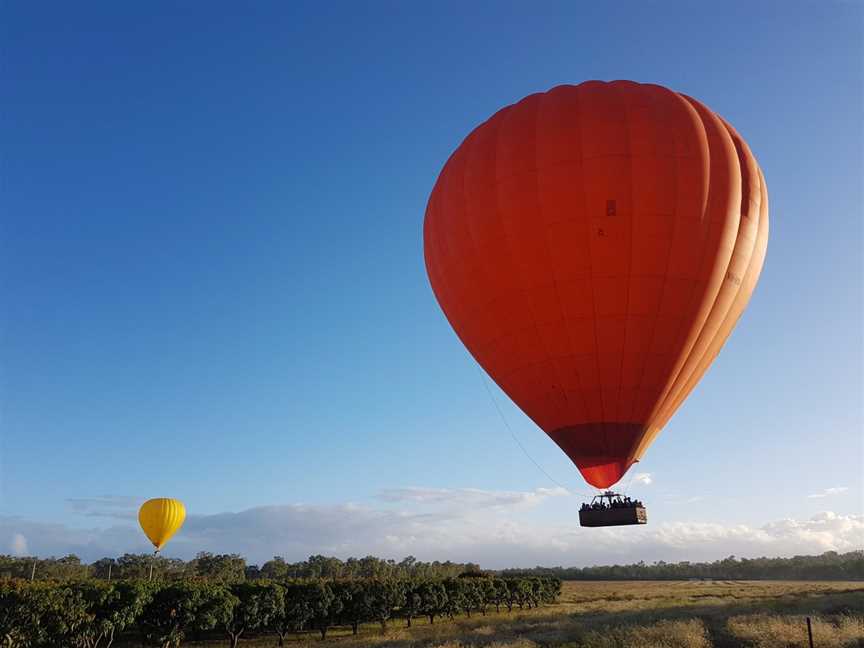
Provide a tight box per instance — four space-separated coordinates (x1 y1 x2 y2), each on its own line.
546 423 643 488
577 459 634 489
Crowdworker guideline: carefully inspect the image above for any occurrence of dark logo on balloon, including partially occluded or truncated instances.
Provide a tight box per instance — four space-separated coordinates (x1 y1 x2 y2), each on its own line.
726 271 742 286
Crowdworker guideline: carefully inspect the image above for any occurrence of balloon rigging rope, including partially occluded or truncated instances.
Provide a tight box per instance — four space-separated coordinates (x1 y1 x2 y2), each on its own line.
475 365 596 498
620 471 636 496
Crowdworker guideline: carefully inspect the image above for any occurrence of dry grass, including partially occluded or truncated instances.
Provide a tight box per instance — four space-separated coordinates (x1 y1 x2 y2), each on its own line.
172 581 864 647
429 641 539 648
727 613 863 647
574 619 711 648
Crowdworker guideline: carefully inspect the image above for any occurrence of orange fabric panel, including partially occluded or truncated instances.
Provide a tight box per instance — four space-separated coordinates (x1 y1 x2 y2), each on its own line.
650 151 770 436
643 117 766 442
423 81 768 488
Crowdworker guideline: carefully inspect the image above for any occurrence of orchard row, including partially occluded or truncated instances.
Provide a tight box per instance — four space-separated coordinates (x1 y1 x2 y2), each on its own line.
1 574 562 648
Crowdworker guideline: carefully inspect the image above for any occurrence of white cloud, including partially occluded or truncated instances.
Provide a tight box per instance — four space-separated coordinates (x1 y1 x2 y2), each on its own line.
377 486 569 510
3 488 863 568
631 473 653 486
66 495 143 520
807 487 849 499
10 533 28 556
0 517 150 560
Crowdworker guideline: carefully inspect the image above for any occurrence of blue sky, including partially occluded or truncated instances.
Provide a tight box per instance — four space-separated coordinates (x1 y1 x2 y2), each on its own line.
2 1 862 566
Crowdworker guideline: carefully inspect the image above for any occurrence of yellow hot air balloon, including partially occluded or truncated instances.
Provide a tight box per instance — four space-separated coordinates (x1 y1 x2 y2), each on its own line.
138 498 186 552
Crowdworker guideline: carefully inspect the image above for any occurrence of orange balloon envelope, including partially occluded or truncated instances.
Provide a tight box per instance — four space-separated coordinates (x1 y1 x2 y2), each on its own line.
424 80 768 489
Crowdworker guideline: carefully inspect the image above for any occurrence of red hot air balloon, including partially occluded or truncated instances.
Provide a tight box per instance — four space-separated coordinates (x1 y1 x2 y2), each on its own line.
424 81 768 490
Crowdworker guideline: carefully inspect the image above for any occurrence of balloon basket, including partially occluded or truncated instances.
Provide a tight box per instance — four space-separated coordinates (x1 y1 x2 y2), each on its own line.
579 490 648 527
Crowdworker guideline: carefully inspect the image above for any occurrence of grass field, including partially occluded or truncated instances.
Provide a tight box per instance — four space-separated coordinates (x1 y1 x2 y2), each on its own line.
174 580 863 648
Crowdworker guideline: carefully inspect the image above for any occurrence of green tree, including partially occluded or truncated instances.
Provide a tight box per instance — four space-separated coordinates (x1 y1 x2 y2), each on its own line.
18 583 91 647
366 579 405 634
259 557 289 581
71 581 151 648
541 577 561 603
401 581 423 628
115 554 186 582
397 556 417 578
0 580 52 647
415 580 447 625
336 580 366 635
442 577 466 619
528 578 545 608
304 555 345 580
512 579 534 609
222 582 280 648
17 555 90 581
115 554 152 580
90 559 117 581
503 579 519 612
192 553 246 583
476 578 495 615
271 582 313 646
139 581 236 648
305 581 341 639
490 578 509 613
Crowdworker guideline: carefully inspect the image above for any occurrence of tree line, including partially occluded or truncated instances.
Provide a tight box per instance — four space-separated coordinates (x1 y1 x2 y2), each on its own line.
0 574 561 648
0 553 480 582
501 550 864 581
4 550 860 584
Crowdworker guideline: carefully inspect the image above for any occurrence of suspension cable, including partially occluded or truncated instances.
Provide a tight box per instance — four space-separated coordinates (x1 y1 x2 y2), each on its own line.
475 365 596 498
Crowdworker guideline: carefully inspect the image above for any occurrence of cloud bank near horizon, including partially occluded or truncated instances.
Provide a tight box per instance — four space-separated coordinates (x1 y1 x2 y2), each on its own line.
807 487 849 499
3 486 862 568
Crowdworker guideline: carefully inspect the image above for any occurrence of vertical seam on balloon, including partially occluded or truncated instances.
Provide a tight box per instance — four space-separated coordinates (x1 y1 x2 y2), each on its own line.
444 146 468 342
757 169 769 259
435 145 468 316
674 144 768 426
176 502 183 542
424 182 443 305
165 499 171 548
532 88 591 430
466 114 524 406
457 113 510 379
639 96 718 443
613 81 635 435
577 83 610 458
523 92 570 427
437 142 474 355
525 98 568 426
652 116 750 425
539 88 593 429
480 110 523 403
453 124 478 357
625 86 683 458
457 123 495 350
157 499 164 549
654 120 760 427
429 173 460 340
490 102 534 423
646 99 739 432
664 116 751 416
650 107 716 419
454 109 523 410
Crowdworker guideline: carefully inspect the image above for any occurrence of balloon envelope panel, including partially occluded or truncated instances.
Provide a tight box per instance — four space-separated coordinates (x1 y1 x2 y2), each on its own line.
423 80 768 488
138 498 186 551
